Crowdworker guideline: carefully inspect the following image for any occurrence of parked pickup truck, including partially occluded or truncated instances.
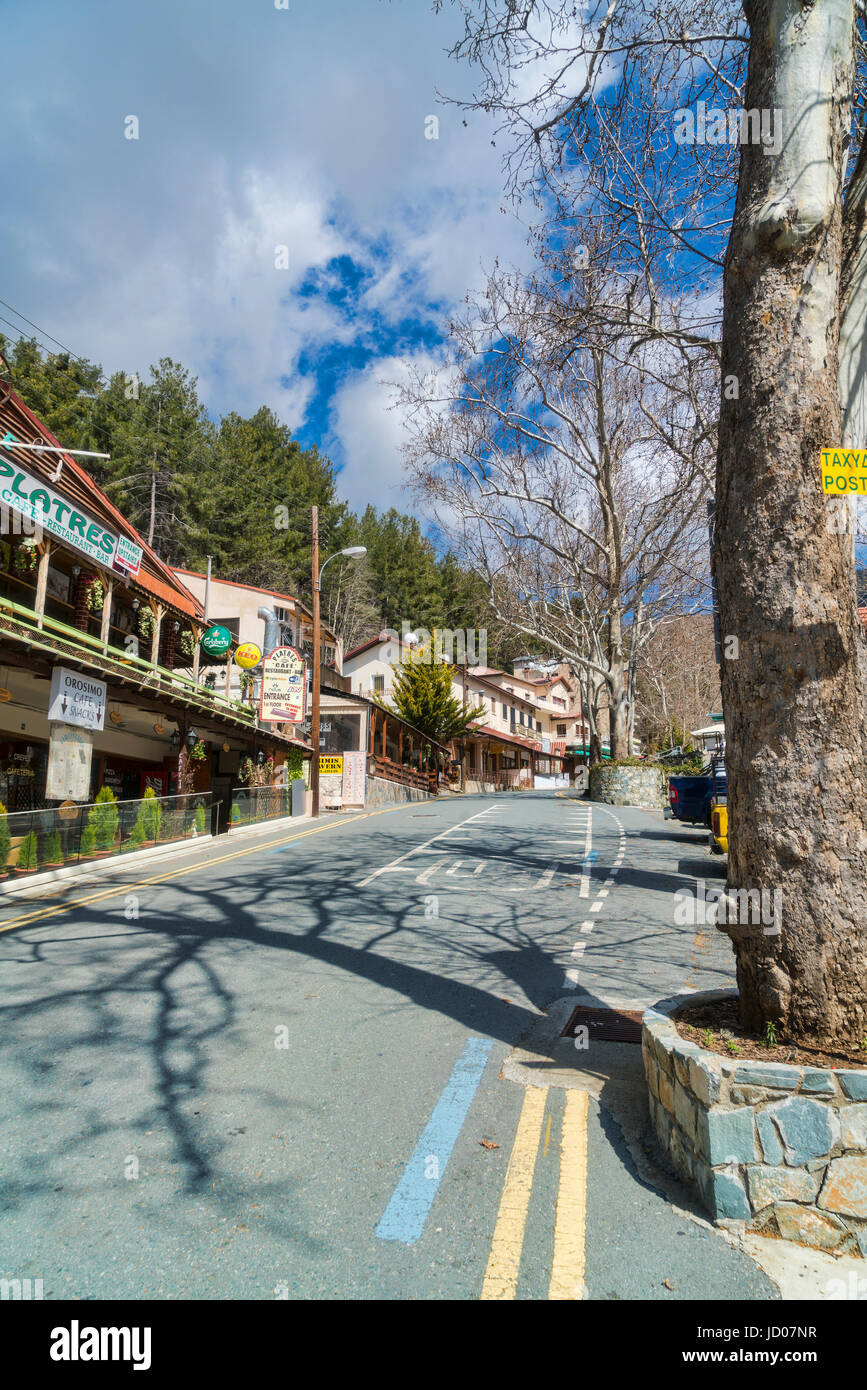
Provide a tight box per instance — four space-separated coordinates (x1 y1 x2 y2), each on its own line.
668 759 727 828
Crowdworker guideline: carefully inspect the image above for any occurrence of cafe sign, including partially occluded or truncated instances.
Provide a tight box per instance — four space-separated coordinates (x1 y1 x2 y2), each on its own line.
259 645 305 723
0 454 143 577
48 666 107 731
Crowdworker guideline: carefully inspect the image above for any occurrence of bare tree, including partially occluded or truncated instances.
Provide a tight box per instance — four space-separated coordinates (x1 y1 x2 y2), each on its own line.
433 0 867 1060
399 248 711 756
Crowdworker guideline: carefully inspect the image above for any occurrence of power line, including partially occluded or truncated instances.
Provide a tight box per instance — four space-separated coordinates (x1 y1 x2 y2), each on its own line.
0 296 88 364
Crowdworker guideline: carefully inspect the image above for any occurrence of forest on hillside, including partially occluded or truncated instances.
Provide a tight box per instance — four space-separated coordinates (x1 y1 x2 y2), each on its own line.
0 337 518 659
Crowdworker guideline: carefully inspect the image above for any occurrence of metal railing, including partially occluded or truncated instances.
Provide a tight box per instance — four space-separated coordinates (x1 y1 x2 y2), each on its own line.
229 784 293 827
0 791 213 875
0 598 257 725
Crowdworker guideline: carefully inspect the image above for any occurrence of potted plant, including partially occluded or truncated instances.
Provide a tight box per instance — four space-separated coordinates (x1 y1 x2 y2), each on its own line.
229 803 241 828
13 540 37 576
16 830 39 873
0 800 10 879
85 576 104 613
88 787 119 856
78 822 97 859
40 829 63 868
140 786 161 844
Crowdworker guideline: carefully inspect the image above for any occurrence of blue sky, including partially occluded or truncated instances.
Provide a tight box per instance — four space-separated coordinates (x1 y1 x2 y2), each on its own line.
1 0 530 513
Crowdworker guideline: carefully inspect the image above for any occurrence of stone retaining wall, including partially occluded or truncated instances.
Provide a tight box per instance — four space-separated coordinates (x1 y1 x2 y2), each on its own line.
589 764 667 809
364 776 434 809
642 989 867 1257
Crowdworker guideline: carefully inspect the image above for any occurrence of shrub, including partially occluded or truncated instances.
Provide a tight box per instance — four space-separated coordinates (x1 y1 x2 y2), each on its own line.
194 805 206 834
130 786 162 844
42 829 63 865
89 786 119 851
230 803 241 825
17 831 38 870
0 800 10 873
285 749 305 781
79 822 96 857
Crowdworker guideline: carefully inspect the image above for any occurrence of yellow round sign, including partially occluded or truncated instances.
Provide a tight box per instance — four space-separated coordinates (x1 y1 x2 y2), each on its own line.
235 642 262 670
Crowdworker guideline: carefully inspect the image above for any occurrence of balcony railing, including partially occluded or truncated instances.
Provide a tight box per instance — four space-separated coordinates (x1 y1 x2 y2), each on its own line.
0 598 257 725
369 755 436 794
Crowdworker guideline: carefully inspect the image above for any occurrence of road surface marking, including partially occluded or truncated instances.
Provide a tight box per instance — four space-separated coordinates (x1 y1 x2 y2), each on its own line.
579 849 598 898
570 941 586 959
549 1089 589 1300
579 920 594 933
0 804 407 935
357 808 490 886
480 1086 548 1300
376 1037 493 1245
590 900 603 913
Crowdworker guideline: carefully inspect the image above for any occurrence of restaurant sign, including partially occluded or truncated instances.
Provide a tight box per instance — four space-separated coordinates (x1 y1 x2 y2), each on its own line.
259 645 305 723
48 666 107 731
0 455 143 577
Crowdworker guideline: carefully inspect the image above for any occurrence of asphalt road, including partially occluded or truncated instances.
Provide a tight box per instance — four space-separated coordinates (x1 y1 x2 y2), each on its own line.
0 791 777 1300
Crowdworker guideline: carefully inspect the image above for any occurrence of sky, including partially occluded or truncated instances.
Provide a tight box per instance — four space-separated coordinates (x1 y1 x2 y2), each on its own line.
1 0 532 516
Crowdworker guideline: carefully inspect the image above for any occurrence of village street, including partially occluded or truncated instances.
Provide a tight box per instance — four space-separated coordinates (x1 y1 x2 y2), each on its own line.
0 792 776 1301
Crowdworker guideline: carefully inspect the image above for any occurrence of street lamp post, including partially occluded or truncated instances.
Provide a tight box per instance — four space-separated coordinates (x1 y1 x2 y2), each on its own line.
310 505 366 818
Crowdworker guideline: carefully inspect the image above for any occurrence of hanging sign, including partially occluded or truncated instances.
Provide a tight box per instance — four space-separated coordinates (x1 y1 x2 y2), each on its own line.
48 667 106 730
0 455 143 576
235 642 262 669
259 646 305 723
201 625 233 658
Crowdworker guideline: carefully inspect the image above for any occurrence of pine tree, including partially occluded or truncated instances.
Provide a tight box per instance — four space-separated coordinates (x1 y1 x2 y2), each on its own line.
89 787 119 851
16 830 38 871
385 653 485 744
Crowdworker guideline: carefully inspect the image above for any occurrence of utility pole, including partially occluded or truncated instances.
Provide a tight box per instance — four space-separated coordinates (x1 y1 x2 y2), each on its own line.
311 506 321 818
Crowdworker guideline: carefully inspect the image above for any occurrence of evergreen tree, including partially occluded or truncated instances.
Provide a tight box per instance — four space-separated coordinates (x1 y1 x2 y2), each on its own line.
384 654 486 744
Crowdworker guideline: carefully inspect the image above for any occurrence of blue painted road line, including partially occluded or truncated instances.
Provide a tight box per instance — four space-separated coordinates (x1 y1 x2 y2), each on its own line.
375 1037 493 1244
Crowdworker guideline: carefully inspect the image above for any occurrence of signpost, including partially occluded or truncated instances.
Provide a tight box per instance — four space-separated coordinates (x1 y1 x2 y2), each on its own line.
259 645 305 723
48 667 106 731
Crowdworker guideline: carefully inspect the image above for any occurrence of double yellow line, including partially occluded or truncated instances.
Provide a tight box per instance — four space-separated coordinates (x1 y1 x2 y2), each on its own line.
0 802 406 936
481 1086 589 1300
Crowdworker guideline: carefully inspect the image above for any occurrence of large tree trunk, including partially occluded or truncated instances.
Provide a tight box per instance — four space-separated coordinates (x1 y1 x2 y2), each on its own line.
714 0 867 1045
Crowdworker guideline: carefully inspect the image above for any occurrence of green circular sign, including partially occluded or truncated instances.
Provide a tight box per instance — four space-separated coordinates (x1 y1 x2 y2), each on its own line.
201 624 232 658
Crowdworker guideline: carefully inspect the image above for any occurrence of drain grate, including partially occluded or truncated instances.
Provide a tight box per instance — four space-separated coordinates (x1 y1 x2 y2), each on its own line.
561 1005 644 1044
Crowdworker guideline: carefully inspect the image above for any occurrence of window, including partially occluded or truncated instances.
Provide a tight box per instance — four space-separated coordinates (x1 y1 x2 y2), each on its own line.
536 721 542 732
519 711 524 725
502 703 507 719
553 696 567 709
373 674 385 693
557 724 567 738
510 706 516 723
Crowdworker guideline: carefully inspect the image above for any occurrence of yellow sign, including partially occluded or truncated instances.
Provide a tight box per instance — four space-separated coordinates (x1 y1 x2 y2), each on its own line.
235 642 262 669
820 448 867 493
319 755 343 775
